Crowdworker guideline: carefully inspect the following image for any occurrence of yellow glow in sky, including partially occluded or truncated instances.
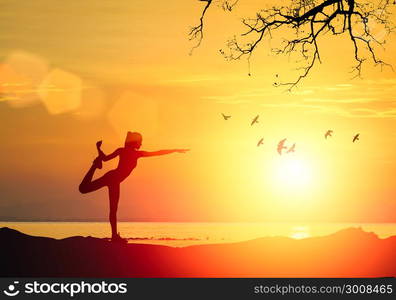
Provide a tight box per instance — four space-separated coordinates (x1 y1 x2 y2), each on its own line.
0 0 395 223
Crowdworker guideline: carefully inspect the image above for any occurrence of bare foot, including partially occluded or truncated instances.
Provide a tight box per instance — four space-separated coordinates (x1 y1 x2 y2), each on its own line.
111 233 127 244
95 141 103 169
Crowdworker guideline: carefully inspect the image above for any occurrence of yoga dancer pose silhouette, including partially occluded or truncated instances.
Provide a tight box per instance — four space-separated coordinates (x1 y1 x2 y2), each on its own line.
79 131 189 243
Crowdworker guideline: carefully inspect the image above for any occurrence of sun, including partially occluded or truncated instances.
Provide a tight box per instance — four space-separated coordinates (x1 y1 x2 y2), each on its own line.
272 156 314 192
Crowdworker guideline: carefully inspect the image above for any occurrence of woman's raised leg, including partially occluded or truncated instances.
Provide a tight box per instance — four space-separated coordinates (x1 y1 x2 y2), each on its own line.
78 158 107 194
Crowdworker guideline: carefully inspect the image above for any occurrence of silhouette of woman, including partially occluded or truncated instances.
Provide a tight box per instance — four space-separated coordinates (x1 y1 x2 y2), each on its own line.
79 131 189 243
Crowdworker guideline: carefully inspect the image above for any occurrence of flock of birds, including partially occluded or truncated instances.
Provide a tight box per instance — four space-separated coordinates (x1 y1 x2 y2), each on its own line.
221 113 360 155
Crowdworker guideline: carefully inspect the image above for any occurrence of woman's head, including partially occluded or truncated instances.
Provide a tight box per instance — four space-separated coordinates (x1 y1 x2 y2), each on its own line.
124 131 142 149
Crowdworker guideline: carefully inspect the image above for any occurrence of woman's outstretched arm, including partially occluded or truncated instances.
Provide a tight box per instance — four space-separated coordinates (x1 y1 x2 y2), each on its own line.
139 149 189 157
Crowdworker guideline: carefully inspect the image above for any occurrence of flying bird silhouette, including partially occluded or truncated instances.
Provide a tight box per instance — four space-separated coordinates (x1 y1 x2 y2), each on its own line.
325 130 333 139
287 143 296 153
251 115 259 126
257 138 264 147
277 138 287 155
353 133 360 143
221 113 231 120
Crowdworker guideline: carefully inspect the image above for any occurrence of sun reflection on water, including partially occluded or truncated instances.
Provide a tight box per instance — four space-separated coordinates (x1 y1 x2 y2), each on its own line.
290 226 311 239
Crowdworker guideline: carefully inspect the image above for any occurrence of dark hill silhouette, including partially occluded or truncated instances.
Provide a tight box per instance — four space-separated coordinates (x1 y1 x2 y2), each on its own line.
1 227 395 277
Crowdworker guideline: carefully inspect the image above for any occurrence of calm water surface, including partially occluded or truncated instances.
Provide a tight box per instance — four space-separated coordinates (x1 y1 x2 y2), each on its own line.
1 222 395 247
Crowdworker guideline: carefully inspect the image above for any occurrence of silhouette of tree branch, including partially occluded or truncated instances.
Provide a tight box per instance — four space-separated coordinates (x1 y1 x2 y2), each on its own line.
189 0 213 55
189 0 241 54
190 0 395 90
221 0 240 12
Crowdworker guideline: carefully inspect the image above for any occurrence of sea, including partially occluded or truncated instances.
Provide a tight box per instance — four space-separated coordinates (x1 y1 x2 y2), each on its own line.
1 222 395 247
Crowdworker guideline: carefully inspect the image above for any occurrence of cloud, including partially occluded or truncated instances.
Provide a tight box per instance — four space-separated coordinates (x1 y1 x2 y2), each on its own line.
201 87 280 104
0 93 19 102
292 89 315 95
203 77 396 119
202 95 252 104
259 102 352 117
380 109 396 118
260 102 396 119
303 97 378 104
324 84 354 91
161 77 221 84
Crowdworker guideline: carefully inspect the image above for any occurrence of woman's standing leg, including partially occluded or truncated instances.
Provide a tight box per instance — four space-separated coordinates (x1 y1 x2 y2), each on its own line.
108 184 120 239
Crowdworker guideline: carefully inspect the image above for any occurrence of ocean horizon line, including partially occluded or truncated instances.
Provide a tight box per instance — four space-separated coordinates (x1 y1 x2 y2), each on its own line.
1 220 396 224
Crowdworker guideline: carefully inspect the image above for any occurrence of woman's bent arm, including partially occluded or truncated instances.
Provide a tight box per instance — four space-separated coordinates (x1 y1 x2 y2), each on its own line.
102 148 122 161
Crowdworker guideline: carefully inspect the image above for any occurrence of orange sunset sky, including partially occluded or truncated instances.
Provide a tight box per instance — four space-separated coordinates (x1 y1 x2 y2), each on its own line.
0 0 395 222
